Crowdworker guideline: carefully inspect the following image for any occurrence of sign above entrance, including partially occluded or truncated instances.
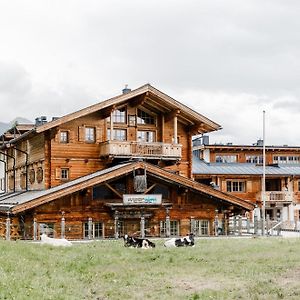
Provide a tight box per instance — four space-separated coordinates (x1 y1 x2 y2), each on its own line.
123 194 162 205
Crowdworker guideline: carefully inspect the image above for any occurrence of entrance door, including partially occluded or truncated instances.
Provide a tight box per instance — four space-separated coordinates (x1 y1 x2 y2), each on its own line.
121 219 141 236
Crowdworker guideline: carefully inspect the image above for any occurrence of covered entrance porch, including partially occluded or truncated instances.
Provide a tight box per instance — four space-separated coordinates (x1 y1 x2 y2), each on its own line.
106 202 173 238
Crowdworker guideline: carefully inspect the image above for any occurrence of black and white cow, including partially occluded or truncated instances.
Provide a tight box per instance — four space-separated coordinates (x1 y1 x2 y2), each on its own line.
123 235 156 249
164 233 195 247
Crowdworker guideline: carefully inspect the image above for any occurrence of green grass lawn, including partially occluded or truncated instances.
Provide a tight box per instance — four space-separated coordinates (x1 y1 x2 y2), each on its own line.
0 237 300 300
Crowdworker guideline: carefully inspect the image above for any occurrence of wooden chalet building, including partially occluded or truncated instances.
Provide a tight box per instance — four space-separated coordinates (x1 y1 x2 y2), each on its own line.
193 136 300 228
0 84 253 240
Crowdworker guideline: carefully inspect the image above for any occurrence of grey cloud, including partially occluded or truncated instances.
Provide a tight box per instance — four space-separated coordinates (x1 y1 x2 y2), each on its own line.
0 61 32 96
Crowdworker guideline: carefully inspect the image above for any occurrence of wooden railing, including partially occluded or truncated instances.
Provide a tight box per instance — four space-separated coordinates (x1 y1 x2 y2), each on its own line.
264 191 293 203
99 141 182 159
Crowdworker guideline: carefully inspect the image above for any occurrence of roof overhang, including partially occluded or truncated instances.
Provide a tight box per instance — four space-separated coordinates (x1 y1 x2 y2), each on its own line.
0 161 254 215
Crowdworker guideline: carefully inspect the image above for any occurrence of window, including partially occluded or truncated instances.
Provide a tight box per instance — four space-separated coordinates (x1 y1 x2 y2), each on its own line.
60 131 69 143
85 127 95 142
273 155 300 164
226 181 246 192
107 129 126 141
246 155 263 164
61 168 69 180
194 220 209 236
84 222 103 239
137 131 155 142
160 220 179 237
137 109 155 125
128 115 136 126
39 223 55 238
215 155 237 163
112 107 126 123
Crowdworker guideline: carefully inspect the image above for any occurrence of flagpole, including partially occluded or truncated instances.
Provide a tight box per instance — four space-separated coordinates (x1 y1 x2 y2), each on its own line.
262 110 266 236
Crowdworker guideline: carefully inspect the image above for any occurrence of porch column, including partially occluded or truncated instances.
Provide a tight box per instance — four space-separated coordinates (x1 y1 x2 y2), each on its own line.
233 216 237 235
214 210 219 236
88 217 93 240
254 214 258 235
166 208 170 237
114 211 119 239
110 110 114 140
238 215 242 236
61 211 65 239
102 222 105 239
5 212 10 241
173 115 178 144
140 213 145 238
224 212 229 236
246 215 250 234
190 216 195 235
33 217 38 240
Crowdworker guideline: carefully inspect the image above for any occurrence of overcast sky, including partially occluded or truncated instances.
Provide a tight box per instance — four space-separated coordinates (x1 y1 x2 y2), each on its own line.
0 1 299 145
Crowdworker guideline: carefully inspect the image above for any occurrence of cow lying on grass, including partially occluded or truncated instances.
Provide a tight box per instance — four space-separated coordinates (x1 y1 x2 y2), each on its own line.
40 233 72 247
123 234 155 249
164 233 195 247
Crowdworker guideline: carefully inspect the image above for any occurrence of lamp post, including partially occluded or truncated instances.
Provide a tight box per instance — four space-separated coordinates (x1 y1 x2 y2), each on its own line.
262 111 266 236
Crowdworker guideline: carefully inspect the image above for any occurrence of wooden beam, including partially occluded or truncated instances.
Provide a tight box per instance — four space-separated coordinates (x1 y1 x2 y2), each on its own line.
144 97 170 113
189 123 207 134
144 183 157 194
99 105 116 119
105 183 123 198
128 95 145 108
164 109 181 123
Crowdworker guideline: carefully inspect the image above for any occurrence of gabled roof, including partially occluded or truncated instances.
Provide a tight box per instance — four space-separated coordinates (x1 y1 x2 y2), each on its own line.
34 84 221 134
0 161 254 214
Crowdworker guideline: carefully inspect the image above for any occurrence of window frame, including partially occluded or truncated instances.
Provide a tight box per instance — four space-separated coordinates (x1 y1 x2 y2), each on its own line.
226 180 246 192
112 107 127 124
60 130 69 143
137 109 156 125
61 168 69 181
215 155 237 163
83 222 103 239
194 219 209 236
137 130 155 143
245 155 263 164
85 127 95 143
107 129 127 141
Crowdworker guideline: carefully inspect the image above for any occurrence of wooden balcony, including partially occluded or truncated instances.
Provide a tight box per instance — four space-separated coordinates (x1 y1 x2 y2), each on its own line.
99 141 182 160
264 191 293 203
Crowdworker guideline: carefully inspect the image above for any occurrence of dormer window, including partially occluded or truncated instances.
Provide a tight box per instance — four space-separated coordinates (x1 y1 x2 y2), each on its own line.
112 107 126 123
137 109 155 125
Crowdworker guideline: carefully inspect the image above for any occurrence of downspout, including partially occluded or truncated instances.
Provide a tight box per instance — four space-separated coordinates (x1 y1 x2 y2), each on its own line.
0 158 7 193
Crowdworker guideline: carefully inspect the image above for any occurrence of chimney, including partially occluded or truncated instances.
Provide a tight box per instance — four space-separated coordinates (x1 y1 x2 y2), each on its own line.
122 84 131 94
256 139 263 146
35 116 47 126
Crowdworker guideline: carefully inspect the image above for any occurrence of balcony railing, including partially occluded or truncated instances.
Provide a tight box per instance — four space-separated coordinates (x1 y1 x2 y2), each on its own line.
99 141 182 160
264 191 293 203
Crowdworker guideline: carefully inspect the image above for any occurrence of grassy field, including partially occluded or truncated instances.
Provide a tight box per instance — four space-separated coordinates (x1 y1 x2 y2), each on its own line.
0 237 300 300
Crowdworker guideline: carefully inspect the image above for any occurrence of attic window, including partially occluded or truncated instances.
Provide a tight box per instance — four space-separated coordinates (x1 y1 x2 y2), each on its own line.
112 107 126 123
137 109 155 125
